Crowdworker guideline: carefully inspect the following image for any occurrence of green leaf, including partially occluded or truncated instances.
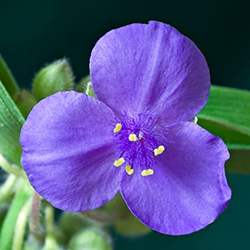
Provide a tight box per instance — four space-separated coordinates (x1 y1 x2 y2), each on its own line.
0 184 31 250
198 86 250 147
32 59 74 100
0 55 20 97
0 81 24 166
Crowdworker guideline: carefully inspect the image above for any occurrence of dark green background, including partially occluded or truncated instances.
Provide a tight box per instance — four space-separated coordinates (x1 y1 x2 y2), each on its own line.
1 0 250 249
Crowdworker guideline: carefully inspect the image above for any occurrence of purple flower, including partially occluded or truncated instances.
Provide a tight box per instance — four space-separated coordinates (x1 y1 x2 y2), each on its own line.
20 21 231 235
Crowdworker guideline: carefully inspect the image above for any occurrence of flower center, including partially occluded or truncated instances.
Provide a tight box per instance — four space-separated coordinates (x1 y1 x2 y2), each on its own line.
112 115 165 177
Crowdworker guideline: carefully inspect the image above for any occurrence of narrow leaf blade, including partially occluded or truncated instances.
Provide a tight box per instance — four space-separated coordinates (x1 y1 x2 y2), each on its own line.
0 55 20 97
0 81 24 166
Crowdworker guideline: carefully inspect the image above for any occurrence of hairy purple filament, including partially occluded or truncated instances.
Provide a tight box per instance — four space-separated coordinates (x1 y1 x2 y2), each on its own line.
113 114 164 176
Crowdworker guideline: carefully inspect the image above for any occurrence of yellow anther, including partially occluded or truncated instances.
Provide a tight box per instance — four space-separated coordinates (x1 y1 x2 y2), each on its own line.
113 123 122 133
141 169 154 177
128 133 138 142
153 145 165 156
125 165 134 175
113 157 125 167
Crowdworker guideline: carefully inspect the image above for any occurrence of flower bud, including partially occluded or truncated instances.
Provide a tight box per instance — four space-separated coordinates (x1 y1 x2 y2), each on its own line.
68 227 112 250
32 59 74 100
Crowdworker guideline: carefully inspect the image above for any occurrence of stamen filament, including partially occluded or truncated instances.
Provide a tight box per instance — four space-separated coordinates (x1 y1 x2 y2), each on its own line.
113 157 125 167
153 145 165 156
113 123 122 133
141 169 154 176
125 165 134 175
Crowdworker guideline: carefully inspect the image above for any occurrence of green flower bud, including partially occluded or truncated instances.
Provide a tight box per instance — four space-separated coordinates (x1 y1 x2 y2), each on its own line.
14 89 37 117
32 59 74 100
68 227 112 250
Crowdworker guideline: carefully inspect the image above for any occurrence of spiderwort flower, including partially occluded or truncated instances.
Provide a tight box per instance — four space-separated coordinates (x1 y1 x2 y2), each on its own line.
20 21 231 235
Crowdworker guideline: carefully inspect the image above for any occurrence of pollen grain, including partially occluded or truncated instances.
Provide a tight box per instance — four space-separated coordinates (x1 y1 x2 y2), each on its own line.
125 165 134 175
153 145 165 156
113 123 122 133
113 157 125 167
128 133 138 142
141 169 154 176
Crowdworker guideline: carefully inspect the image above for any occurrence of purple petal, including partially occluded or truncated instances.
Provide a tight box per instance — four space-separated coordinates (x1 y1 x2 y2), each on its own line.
21 91 122 211
90 21 210 123
121 122 231 235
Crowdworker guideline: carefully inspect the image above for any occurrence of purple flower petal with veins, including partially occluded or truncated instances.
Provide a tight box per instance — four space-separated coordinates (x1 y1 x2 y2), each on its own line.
20 21 231 235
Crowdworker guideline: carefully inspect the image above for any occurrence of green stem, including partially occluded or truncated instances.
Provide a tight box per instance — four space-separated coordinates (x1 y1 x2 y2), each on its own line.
42 235 60 250
0 154 25 177
12 198 32 250
0 175 16 203
45 205 54 235
0 55 20 97
42 206 60 250
0 181 31 250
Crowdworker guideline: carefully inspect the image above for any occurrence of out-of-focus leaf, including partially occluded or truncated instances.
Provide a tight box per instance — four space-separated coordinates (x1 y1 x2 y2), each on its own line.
0 55 20 97
105 195 150 237
226 144 250 174
0 184 31 250
198 86 250 146
59 213 89 244
0 81 24 166
13 90 37 117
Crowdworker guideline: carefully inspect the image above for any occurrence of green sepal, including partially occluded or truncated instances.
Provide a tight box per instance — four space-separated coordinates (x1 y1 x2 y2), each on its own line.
75 76 95 97
32 59 74 100
0 55 20 97
0 81 24 166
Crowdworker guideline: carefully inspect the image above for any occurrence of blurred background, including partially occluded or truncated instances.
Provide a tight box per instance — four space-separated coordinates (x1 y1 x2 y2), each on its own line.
1 0 250 249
